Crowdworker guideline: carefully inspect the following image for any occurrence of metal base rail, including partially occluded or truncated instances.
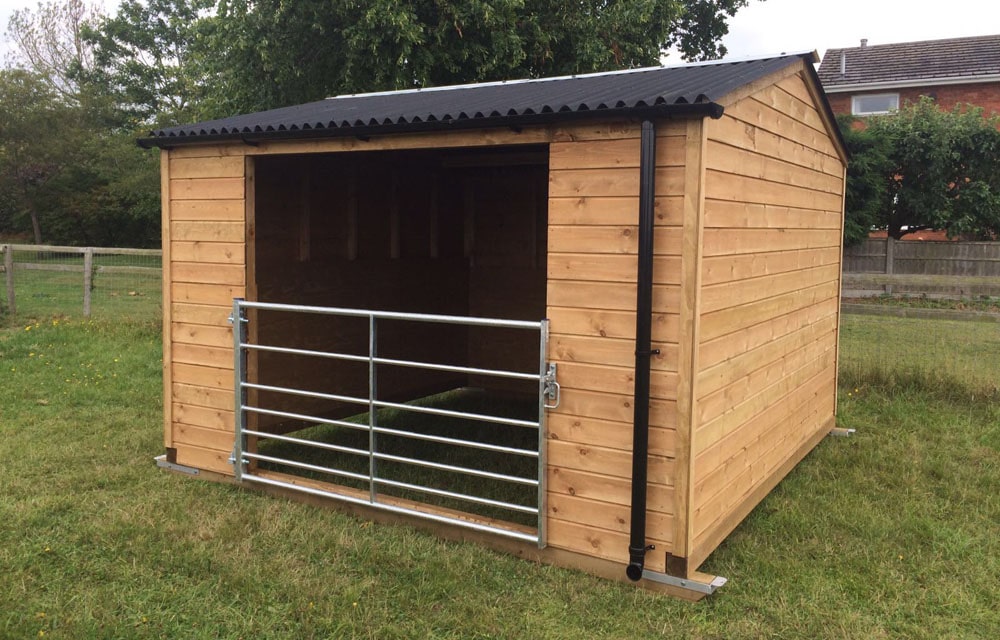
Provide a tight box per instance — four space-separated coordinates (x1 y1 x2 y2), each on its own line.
230 299 559 548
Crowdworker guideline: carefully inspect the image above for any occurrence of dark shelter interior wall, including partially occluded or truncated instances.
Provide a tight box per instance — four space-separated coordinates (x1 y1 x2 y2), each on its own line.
250 146 548 432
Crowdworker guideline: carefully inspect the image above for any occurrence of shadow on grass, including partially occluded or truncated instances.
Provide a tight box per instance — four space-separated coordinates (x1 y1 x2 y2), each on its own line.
255 388 541 527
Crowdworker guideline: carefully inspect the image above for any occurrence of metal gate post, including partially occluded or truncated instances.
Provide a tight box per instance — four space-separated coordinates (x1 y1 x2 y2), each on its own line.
368 313 378 504
536 319 550 549
230 298 248 481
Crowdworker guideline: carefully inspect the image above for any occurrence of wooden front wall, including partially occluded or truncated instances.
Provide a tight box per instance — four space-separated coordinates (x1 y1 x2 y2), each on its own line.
162 66 845 582
545 120 687 574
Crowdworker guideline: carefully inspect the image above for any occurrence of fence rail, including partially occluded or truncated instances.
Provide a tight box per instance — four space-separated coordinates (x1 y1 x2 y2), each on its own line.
1 243 162 319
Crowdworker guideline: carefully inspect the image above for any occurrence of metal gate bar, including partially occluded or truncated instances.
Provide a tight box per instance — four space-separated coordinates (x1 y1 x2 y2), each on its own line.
230 298 558 547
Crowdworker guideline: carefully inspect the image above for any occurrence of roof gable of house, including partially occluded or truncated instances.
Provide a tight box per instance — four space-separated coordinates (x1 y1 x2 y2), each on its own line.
818 34 1000 91
141 53 829 147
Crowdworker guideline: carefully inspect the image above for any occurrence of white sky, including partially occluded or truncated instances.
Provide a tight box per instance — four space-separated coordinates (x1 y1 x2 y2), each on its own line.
1 0 998 66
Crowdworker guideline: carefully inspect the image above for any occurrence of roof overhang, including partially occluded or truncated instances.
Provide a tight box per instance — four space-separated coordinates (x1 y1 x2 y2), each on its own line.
824 73 1000 93
138 102 724 149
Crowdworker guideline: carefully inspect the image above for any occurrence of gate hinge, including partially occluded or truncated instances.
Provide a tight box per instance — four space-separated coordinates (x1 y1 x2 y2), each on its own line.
543 363 560 409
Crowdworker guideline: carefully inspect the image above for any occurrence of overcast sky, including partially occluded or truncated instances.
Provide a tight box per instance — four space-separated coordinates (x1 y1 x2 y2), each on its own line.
1 0 998 66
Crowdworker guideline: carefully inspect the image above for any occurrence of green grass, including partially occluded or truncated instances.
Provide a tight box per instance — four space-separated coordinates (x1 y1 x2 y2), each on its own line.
0 313 997 638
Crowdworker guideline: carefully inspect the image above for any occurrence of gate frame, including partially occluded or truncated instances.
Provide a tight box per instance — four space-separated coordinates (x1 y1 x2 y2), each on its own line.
228 298 558 547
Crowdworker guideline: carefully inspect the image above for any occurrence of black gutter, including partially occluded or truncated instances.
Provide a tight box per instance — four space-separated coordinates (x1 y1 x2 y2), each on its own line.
136 103 724 149
626 119 659 582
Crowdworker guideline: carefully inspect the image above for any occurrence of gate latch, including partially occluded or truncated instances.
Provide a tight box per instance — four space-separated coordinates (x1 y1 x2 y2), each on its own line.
543 363 560 409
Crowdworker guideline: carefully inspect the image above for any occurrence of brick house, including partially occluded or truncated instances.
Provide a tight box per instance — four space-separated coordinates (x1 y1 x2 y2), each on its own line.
817 34 1000 117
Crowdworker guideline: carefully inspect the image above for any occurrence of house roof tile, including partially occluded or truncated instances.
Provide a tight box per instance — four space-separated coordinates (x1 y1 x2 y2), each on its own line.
818 34 1000 90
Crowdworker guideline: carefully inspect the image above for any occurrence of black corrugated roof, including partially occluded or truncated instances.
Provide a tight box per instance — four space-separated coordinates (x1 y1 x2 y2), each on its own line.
141 53 817 147
818 34 1000 90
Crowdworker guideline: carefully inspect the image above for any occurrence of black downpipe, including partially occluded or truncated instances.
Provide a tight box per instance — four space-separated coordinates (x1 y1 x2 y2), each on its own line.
626 120 659 582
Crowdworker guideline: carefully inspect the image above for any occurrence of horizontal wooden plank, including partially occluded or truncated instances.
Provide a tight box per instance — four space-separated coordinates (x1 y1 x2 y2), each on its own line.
171 282 245 306
693 376 835 539
548 167 684 199
171 261 246 286
173 383 234 411
173 402 234 431
172 362 233 390
699 297 839 370
697 314 837 399
705 140 843 196
173 442 233 475
555 388 677 430
170 155 244 180
171 177 244 200
552 119 685 143
548 413 676 458
707 109 844 178
548 196 683 226
548 225 681 256
172 343 233 370
553 360 678 399
171 322 233 349
697 345 836 452
547 518 669 571
546 306 679 343
549 439 673 482
702 246 841 286
547 253 680 284
699 279 839 343
171 302 233 326
547 281 680 313
171 221 246 243
171 199 244 221
700 263 840 314
173 422 234 451
550 334 677 371
547 466 675 514
724 96 841 161
548 136 685 170
755 82 829 138
547 492 674 542
171 241 245 265
702 226 841 258
704 199 842 230
704 170 844 212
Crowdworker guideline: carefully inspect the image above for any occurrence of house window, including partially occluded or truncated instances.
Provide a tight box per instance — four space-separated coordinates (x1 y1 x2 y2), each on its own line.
852 93 899 115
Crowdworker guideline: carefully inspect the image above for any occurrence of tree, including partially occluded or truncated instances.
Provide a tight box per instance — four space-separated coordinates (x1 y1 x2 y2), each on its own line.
81 0 214 127
0 69 79 244
4 0 102 102
841 98 1000 242
201 0 755 116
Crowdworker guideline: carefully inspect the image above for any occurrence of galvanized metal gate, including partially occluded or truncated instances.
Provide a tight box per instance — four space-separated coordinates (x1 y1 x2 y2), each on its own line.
229 299 558 546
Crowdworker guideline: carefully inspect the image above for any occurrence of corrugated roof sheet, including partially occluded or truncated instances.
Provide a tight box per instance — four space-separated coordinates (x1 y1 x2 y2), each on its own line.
818 34 1000 89
142 53 815 146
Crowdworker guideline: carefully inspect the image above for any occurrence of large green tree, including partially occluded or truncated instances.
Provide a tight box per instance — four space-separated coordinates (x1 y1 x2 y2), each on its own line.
201 0 755 117
840 98 1000 243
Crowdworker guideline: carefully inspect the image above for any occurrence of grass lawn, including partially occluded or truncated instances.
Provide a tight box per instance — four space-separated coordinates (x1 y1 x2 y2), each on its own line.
0 313 997 638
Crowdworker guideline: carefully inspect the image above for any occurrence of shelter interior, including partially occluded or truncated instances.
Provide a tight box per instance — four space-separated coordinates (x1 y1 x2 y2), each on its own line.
246 145 551 500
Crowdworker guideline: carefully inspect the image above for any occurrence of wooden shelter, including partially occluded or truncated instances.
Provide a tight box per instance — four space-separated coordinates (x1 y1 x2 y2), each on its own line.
143 52 848 598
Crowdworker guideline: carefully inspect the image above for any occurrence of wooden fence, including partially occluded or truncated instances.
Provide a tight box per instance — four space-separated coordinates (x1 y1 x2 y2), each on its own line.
1 244 162 317
843 238 1000 298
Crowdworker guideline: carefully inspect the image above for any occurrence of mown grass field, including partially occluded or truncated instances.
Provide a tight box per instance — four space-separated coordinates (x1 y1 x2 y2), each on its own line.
0 307 997 638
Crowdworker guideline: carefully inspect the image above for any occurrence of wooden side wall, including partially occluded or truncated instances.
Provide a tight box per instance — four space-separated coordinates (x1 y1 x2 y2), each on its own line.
688 72 846 569
165 150 247 475
544 120 687 573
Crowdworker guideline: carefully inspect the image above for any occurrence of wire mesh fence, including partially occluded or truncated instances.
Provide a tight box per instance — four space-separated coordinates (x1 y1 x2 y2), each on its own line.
838 308 1000 401
1 244 161 323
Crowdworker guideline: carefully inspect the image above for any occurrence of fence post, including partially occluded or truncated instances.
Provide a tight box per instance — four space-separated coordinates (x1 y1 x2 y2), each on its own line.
83 247 94 317
884 236 895 294
3 245 14 315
